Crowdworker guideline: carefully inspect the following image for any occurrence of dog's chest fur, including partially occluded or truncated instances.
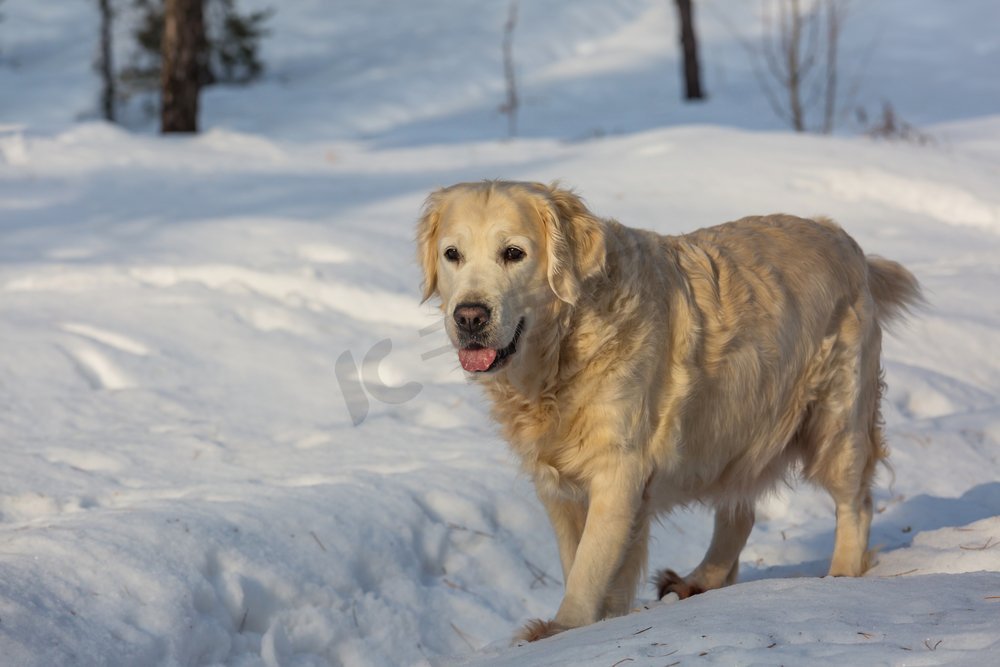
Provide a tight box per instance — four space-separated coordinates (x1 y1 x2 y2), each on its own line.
483 263 666 500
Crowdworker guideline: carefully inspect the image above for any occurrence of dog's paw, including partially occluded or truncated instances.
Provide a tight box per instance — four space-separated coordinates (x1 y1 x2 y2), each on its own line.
655 568 705 600
515 618 567 643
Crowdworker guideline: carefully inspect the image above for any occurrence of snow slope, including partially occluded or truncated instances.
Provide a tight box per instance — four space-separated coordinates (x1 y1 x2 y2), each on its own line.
1 1 999 666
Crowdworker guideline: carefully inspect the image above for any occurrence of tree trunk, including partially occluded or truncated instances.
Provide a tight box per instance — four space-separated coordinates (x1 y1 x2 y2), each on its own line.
675 0 704 100
500 0 519 139
161 0 205 133
96 0 116 122
785 0 806 132
821 0 843 134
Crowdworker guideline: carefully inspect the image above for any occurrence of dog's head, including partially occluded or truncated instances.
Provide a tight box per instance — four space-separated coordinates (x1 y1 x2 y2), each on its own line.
416 181 605 375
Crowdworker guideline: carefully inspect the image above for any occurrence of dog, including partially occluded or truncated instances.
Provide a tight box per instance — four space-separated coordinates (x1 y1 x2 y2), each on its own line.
416 180 922 641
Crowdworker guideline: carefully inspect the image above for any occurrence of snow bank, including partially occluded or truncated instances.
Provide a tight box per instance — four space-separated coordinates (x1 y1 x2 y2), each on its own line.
1 117 997 666
464 571 1000 666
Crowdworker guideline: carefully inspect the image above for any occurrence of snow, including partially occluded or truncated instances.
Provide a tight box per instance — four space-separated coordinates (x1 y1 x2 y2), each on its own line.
462 573 1000 666
1 0 999 665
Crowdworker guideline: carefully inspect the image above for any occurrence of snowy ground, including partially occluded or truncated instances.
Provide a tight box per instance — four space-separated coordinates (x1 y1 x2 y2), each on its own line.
1 1 999 666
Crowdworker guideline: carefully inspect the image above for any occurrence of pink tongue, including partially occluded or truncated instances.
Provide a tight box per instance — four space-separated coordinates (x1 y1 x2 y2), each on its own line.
458 347 498 372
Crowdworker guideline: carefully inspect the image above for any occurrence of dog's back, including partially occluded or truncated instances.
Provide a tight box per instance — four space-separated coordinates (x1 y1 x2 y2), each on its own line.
631 216 920 512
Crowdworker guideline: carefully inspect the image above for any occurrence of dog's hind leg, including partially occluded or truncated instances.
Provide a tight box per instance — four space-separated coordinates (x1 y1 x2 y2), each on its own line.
828 485 875 576
813 416 880 576
656 504 754 599
804 308 885 577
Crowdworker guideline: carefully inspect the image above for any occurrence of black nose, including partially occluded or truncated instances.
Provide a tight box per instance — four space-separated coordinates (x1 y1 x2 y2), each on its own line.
454 303 491 333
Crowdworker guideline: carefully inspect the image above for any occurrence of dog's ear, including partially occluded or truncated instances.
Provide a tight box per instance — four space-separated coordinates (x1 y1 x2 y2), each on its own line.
537 184 606 305
416 189 445 303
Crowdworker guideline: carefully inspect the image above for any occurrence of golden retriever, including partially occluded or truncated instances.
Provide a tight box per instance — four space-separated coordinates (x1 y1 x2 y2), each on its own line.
416 181 922 641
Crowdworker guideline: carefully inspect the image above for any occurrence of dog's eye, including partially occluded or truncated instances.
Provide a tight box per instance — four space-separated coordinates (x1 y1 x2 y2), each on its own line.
444 247 461 263
503 246 526 263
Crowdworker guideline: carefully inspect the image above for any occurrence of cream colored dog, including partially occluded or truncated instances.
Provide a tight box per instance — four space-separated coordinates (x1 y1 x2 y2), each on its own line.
416 181 921 641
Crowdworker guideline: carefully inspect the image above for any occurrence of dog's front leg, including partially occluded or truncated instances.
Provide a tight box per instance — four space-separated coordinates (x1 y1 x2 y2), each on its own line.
520 459 645 641
538 493 587 582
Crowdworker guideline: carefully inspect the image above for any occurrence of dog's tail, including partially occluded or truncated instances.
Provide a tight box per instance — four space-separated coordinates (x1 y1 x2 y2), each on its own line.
867 256 924 326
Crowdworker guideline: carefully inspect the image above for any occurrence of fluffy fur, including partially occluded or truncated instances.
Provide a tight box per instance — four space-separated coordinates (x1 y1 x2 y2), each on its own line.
416 180 922 641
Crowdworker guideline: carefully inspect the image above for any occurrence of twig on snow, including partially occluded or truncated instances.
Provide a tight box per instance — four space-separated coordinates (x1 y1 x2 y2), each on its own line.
446 522 494 538
309 530 328 552
442 577 469 593
524 558 559 588
450 622 477 651
959 536 998 551
886 568 919 577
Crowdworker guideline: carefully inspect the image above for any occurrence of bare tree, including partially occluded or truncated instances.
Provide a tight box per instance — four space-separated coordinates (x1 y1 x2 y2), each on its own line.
753 0 849 133
96 0 116 122
819 0 846 133
499 0 519 139
161 0 206 133
674 0 705 100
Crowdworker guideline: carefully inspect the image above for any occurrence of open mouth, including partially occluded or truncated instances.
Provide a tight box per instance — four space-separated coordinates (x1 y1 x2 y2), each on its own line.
457 318 525 373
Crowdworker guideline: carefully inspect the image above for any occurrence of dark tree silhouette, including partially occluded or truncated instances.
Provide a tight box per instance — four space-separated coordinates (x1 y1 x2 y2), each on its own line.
160 0 206 132
675 0 704 100
499 0 519 138
96 0 116 121
124 0 271 96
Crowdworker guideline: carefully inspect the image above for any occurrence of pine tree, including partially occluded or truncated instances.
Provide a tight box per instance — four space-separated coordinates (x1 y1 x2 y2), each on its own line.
210 0 270 83
121 0 271 100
